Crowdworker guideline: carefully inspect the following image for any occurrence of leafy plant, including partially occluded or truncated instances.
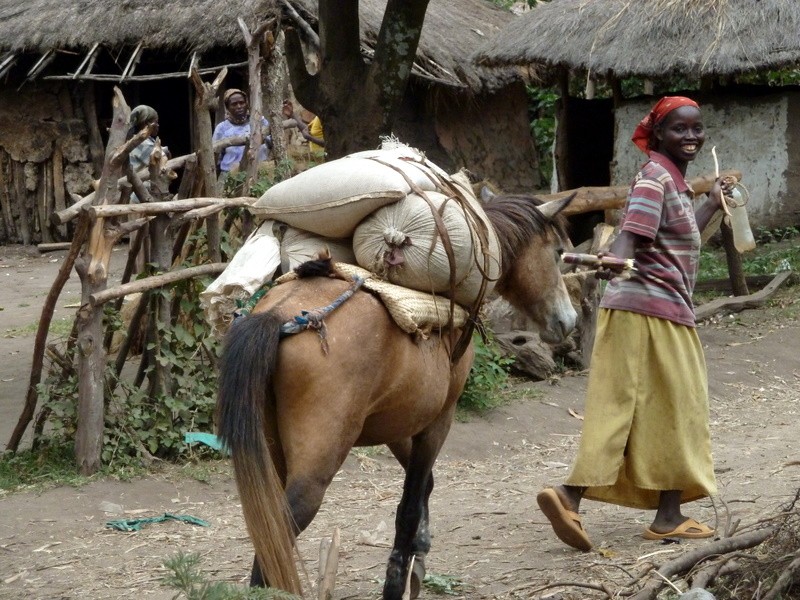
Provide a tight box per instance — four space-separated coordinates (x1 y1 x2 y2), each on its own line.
422 572 469 596
526 86 558 185
162 552 300 599
458 331 513 414
37 275 223 470
699 235 800 283
755 226 799 245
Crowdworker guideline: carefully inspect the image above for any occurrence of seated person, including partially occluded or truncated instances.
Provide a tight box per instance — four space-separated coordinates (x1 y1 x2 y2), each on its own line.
128 105 161 173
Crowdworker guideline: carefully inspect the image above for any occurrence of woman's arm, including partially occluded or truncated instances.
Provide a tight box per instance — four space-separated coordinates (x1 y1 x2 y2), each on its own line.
694 178 725 232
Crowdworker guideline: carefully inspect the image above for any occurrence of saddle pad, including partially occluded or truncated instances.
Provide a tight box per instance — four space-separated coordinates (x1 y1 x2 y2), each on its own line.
276 262 469 336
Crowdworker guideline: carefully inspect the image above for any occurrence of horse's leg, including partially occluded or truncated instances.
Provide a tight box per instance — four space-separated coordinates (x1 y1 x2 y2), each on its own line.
387 439 432 597
383 410 454 600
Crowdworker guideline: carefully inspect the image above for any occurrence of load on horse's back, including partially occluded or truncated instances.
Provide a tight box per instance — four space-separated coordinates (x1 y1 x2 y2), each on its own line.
217 191 577 599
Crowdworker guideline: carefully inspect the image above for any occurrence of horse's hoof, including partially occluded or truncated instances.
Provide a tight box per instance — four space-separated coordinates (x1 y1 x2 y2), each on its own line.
409 556 426 599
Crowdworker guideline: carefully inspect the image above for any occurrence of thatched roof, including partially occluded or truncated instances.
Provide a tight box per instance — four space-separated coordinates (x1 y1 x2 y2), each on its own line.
0 0 515 91
474 0 800 78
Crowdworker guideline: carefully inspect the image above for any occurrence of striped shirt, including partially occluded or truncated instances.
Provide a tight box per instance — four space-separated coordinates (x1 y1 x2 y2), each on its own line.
600 152 701 327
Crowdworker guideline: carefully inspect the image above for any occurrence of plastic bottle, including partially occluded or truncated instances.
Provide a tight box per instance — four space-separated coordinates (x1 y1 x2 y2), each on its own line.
727 186 756 253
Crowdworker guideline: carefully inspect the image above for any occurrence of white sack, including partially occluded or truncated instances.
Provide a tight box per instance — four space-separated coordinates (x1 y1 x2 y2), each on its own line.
353 183 501 307
201 221 356 337
278 224 356 271
250 146 445 238
200 221 281 337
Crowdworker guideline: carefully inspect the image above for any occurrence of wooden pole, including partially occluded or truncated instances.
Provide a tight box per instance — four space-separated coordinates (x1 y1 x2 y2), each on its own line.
73 86 132 475
81 83 106 177
5 216 89 453
720 219 750 296
145 142 175 398
238 17 272 198
90 263 227 306
190 66 227 262
554 67 570 191
51 153 196 226
540 170 742 217
84 196 254 219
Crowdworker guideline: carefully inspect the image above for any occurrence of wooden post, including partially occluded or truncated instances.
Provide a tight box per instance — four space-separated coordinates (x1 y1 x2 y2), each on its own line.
52 145 67 239
145 139 175 398
720 219 749 296
190 66 227 262
239 17 267 197
5 216 89 453
81 82 106 177
554 67 570 191
73 86 138 475
264 28 289 168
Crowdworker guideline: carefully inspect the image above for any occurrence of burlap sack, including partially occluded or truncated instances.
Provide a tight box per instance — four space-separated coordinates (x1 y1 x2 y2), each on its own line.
278 224 356 272
352 180 501 307
276 262 468 336
250 146 445 238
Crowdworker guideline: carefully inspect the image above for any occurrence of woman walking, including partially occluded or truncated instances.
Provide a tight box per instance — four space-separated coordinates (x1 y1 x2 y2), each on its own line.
538 96 726 551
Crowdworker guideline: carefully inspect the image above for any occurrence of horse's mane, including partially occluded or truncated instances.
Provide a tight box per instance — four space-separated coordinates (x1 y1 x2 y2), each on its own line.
482 194 569 268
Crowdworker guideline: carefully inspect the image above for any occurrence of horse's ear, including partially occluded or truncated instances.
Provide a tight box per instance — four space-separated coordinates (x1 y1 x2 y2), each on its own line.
479 185 496 203
536 192 578 219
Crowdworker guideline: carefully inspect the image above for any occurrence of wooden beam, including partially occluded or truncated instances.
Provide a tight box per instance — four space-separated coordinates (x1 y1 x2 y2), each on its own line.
695 271 793 322
119 42 143 82
45 62 246 83
90 262 227 306
73 43 100 79
543 170 742 217
84 196 255 219
25 50 55 81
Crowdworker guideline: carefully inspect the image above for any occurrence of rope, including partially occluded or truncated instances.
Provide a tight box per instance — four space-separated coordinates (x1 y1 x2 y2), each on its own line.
279 275 365 354
364 155 494 365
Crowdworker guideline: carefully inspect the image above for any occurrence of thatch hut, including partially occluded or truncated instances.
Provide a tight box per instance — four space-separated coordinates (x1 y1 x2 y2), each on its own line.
0 0 538 245
474 0 800 231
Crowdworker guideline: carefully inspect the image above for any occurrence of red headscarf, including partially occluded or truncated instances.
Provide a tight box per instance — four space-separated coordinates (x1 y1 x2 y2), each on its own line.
631 96 700 155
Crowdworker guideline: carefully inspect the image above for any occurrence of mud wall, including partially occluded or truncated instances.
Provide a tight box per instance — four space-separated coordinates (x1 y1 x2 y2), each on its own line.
432 80 541 193
0 82 95 245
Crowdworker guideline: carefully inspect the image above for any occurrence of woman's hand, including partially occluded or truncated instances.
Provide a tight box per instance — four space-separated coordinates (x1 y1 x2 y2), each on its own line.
708 177 733 211
595 251 628 280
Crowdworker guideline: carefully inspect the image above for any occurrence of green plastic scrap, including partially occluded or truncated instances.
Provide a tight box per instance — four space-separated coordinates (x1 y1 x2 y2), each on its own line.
106 513 210 532
184 431 229 454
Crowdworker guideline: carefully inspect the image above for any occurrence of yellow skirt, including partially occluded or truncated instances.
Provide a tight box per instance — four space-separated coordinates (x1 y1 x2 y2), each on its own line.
566 309 717 509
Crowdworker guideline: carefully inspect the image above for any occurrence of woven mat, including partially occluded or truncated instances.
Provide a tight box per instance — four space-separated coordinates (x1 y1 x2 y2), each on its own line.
275 262 468 335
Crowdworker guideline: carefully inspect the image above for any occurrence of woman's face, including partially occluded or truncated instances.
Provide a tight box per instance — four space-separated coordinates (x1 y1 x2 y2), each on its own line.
227 94 248 120
654 106 705 164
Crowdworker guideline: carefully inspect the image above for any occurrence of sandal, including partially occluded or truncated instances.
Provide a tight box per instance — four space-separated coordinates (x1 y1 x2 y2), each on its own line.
537 487 592 551
643 518 715 540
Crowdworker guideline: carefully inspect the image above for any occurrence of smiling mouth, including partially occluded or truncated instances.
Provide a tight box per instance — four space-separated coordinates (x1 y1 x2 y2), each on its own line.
683 144 698 153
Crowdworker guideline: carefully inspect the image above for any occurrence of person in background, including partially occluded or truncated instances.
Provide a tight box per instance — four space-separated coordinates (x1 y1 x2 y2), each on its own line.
212 89 271 175
281 99 325 152
306 114 325 153
126 105 164 272
128 105 161 173
537 97 727 551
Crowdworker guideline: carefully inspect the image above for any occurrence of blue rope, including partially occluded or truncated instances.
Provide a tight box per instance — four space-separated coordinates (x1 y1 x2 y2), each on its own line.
279 276 365 352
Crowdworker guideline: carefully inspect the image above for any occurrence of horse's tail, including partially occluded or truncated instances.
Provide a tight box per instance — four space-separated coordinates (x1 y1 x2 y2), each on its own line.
217 311 302 595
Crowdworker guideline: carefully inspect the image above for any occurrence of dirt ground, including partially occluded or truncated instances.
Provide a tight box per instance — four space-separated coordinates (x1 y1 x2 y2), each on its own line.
0 244 798 600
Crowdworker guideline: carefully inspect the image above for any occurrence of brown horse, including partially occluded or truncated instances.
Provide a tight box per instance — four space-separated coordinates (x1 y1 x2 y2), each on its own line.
216 193 577 599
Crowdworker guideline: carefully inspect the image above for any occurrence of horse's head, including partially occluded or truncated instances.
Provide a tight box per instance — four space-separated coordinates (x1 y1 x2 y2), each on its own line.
484 194 577 344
